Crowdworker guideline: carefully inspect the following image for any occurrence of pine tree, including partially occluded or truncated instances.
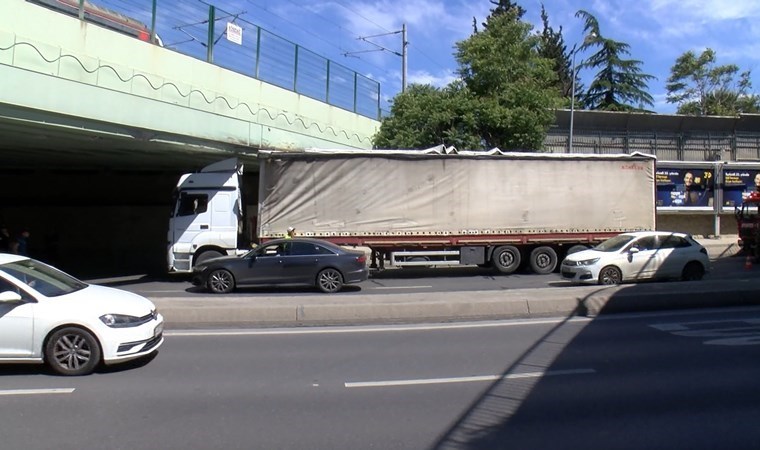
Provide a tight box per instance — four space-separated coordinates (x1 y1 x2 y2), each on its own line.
575 10 655 111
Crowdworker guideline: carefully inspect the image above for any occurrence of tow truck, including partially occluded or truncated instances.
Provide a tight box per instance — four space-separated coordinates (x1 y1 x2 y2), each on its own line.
736 191 760 261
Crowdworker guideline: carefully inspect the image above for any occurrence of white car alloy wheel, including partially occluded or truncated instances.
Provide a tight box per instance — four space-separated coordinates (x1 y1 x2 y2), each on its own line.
598 266 623 285
45 327 102 376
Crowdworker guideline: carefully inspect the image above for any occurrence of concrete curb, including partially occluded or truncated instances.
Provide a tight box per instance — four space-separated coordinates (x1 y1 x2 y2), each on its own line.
152 279 760 329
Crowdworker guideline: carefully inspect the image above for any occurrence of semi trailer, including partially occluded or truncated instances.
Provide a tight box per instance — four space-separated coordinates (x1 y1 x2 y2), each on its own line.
167 147 657 274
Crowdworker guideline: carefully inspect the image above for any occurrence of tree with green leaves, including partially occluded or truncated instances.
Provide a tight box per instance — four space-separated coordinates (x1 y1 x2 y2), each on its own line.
374 10 561 151
456 11 561 149
537 4 576 102
666 48 760 116
473 0 525 34
575 10 655 111
372 83 482 149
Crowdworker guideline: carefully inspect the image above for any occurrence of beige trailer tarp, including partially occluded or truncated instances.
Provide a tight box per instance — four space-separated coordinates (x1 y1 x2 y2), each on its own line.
257 148 656 238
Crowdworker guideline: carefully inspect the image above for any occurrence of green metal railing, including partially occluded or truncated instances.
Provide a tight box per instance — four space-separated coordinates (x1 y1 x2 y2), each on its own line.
62 0 381 120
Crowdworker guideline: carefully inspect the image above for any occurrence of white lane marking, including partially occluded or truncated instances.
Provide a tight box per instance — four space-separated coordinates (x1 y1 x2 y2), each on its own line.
137 290 183 294
650 318 760 346
167 317 593 337
344 368 595 388
0 388 75 396
371 286 432 290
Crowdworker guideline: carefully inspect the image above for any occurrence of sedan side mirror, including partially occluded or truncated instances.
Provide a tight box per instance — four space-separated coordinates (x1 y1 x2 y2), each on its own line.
0 291 22 302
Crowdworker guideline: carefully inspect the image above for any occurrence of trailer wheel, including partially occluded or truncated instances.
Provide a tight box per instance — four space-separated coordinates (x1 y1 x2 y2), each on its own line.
492 246 521 274
530 246 558 274
566 245 588 255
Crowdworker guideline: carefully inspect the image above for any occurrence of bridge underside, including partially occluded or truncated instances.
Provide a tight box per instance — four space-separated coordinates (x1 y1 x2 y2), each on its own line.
0 104 249 172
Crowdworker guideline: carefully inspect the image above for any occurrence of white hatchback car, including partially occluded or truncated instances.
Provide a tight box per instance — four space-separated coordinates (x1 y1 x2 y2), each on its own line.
0 254 164 376
561 231 710 285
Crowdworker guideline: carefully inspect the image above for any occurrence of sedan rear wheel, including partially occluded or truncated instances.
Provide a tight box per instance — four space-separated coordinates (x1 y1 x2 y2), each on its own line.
317 268 344 293
598 266 623 285
45 327 102 376
208 269 235 294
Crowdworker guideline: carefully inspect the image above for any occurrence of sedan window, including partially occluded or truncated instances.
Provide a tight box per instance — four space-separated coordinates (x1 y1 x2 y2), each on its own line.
659 235 690 249
632 236 657 251
0 276 34 301
258 243 289 257
289 242 337 256
595 234 636 252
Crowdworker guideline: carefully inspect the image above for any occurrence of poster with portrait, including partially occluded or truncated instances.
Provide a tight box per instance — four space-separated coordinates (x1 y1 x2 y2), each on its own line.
721 166 760 209
655 167 714 208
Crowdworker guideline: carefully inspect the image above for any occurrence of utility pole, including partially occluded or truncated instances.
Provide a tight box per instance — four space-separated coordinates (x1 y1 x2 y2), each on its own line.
344 24 408 93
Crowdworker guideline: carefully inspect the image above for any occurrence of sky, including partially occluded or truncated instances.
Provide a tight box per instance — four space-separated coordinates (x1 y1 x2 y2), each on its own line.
227 0 760 115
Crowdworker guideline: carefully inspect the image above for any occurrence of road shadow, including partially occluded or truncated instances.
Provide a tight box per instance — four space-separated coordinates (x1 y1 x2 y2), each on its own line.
429 279 760 449
0 351 159 377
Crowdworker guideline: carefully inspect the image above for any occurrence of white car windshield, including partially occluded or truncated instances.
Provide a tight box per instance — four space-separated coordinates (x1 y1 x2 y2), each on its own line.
595 234 637 252
0 259 88 297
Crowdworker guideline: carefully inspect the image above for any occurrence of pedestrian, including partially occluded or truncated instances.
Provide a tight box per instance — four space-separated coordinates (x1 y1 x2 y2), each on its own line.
0 226 10 253
285 227 295 239
14 229 30 256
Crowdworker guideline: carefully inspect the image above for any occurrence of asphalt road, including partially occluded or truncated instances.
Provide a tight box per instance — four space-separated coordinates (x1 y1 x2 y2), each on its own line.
90 252 750 299
2 307 760 450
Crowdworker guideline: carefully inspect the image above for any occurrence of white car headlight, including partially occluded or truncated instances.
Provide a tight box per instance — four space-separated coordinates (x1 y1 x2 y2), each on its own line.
100 313 144 328
572 258 600 266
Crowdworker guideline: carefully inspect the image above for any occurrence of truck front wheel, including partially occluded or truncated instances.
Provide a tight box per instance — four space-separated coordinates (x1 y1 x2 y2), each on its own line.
492 246 521 274
196 250 223 266
530 246 558 274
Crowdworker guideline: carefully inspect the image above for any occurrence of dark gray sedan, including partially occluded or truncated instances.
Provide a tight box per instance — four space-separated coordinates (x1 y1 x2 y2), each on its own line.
191 238 369 294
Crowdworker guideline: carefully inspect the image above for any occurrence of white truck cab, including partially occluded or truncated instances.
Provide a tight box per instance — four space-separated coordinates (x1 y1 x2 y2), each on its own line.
167 159 243 273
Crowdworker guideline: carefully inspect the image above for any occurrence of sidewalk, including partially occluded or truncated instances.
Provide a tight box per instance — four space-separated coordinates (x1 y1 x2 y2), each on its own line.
696 234 741 260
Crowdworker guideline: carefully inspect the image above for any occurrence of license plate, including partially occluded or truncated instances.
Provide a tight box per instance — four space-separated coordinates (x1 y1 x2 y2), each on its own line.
154 323 164 337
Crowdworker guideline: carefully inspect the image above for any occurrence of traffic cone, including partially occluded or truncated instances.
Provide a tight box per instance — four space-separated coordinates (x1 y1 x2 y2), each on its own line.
745 255 753 270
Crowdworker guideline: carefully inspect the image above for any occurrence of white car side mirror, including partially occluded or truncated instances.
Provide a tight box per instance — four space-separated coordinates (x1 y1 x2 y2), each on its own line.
628 247 640 254
0 291 22 302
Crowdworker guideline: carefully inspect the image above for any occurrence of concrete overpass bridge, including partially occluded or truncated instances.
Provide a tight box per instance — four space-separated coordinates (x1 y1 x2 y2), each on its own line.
0 0 380 275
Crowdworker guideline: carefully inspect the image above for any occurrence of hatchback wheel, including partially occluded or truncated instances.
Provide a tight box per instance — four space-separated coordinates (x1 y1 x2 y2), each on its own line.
317 268 344 293
681 262 705 281
208 269 235 294
45 327 102 376
598 266 623 285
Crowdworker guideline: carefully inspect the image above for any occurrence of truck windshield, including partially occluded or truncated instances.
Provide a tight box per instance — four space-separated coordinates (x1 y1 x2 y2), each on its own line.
0 259 88 297
594 234 636 252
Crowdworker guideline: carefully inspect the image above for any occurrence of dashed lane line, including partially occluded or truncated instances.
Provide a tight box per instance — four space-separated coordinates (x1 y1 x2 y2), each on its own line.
344 368 595 388
0 388 76 396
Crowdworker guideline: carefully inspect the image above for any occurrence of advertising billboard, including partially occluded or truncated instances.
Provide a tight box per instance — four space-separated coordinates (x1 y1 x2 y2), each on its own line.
655 167 715 208
721 166 760 210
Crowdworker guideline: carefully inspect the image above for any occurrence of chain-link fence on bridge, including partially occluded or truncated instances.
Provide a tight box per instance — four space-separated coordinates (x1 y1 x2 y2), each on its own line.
39 0 381 121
